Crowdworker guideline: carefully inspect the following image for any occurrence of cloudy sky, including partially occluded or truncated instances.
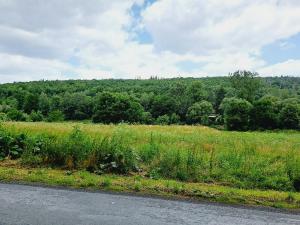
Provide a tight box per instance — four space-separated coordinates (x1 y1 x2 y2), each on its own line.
1 0 300 83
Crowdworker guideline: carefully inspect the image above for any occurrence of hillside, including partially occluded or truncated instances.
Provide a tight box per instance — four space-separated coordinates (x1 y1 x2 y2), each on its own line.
0 74 300 130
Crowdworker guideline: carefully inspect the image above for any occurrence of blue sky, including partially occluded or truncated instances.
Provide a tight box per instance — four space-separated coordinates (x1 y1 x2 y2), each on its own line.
261 33 300 65
0 0 300 83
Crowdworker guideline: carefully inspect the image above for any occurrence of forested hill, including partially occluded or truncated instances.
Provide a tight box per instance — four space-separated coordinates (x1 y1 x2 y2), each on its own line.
1 76 300 96
0 73 300 130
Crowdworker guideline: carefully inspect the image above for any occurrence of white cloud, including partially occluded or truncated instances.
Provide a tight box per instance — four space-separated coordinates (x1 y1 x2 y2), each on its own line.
0 52 73 82
142 0 300 55
258 59 300 76
0 0 300 83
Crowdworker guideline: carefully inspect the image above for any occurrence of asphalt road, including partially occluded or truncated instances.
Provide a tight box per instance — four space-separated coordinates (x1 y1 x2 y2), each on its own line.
0 183 300 225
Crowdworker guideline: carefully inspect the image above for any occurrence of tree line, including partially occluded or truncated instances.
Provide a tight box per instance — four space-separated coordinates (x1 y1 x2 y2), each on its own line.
0 71 299 130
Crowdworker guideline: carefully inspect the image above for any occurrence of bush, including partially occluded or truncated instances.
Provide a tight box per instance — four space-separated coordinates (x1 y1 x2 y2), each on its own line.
0 113 9 122
29 111 44 122
20 152 43 166
4 126 140 175
65 126 93 168
141 112 153 124
186 101 214 125
155 115 170 125
279 103 300 129
0 129 10 160
1 123 300 192
92 92 144 124
220 97 253 131
7 109 27 121
0 129 27 160
47 110 65 122
140 133 160 163
89 135 140 174
169 113 180 124
251 96 279 129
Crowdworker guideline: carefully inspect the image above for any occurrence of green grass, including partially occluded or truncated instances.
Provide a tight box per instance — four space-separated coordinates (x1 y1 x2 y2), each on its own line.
1 121 300 193
0 166 299 210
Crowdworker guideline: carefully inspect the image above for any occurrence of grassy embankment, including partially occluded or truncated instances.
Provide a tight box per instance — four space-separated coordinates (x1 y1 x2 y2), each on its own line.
0 122 300 209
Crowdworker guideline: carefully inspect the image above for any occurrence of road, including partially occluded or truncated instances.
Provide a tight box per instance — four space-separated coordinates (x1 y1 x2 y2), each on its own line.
0 183 299 225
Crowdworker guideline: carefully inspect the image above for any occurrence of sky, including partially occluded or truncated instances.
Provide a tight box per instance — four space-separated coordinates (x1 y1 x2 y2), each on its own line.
1 0 300 83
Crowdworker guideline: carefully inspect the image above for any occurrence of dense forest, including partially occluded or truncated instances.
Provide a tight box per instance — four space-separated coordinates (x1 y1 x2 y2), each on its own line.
0 71 299 130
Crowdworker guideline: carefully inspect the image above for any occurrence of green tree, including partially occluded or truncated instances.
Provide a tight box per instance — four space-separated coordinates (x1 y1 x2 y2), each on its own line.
186 101 214 125
7 109 27 121
187 81 207 103
92 92 144 123
279 103 300 129
229 70 262 103
0 112 8 121
61 93 92 120
214 86 227 114
50 95 62 111
251 96 279 129
150 95 177 118
221 97 253 131
23 93 39 114
155 114 170 125
169 82 189 119
39 93 50 116
139 92 154 111
13 89 27 110
29 111 44 122
47 110 65 122
141 112 153 124
3 97 18 110
169 113 180 124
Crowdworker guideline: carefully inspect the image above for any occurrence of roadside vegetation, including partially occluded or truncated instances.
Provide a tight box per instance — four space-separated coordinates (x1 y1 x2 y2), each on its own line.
0 121 300 209
1 166 300 209
0 72 299 209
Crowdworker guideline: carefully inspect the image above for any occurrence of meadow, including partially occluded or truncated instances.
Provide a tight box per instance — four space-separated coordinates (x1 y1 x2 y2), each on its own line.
1 121 300 194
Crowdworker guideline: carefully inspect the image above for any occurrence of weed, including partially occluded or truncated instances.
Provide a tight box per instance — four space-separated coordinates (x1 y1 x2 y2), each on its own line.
134 181 142 192
286 192 296 203
1 122 300 192
101 177 112 188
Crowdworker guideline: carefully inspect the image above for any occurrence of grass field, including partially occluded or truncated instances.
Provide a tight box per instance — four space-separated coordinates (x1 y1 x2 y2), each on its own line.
1 121 300 209
1 121 300 193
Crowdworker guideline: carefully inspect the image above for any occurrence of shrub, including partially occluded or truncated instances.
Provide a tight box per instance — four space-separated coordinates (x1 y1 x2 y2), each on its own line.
65 126 93 168
158 149 188 181
0 130 10 160
47 110 65 122
220 97 253 131
169 113 180 124
29 111 44 122
186 101 214 125
8 133 26 159
7 109 27 121
0 113 9 122
92 92 144 124
86 134 139 174
251 96 279 129
20 152 43 166
0 129 27 160
286 151 300 191
140 133 160 163
101 177 112 188
279 103 300 129
155 115 170 125
1 122 300 192
141 112 153 124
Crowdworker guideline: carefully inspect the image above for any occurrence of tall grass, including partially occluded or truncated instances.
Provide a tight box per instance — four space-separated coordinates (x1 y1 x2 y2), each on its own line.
1 121 300 192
